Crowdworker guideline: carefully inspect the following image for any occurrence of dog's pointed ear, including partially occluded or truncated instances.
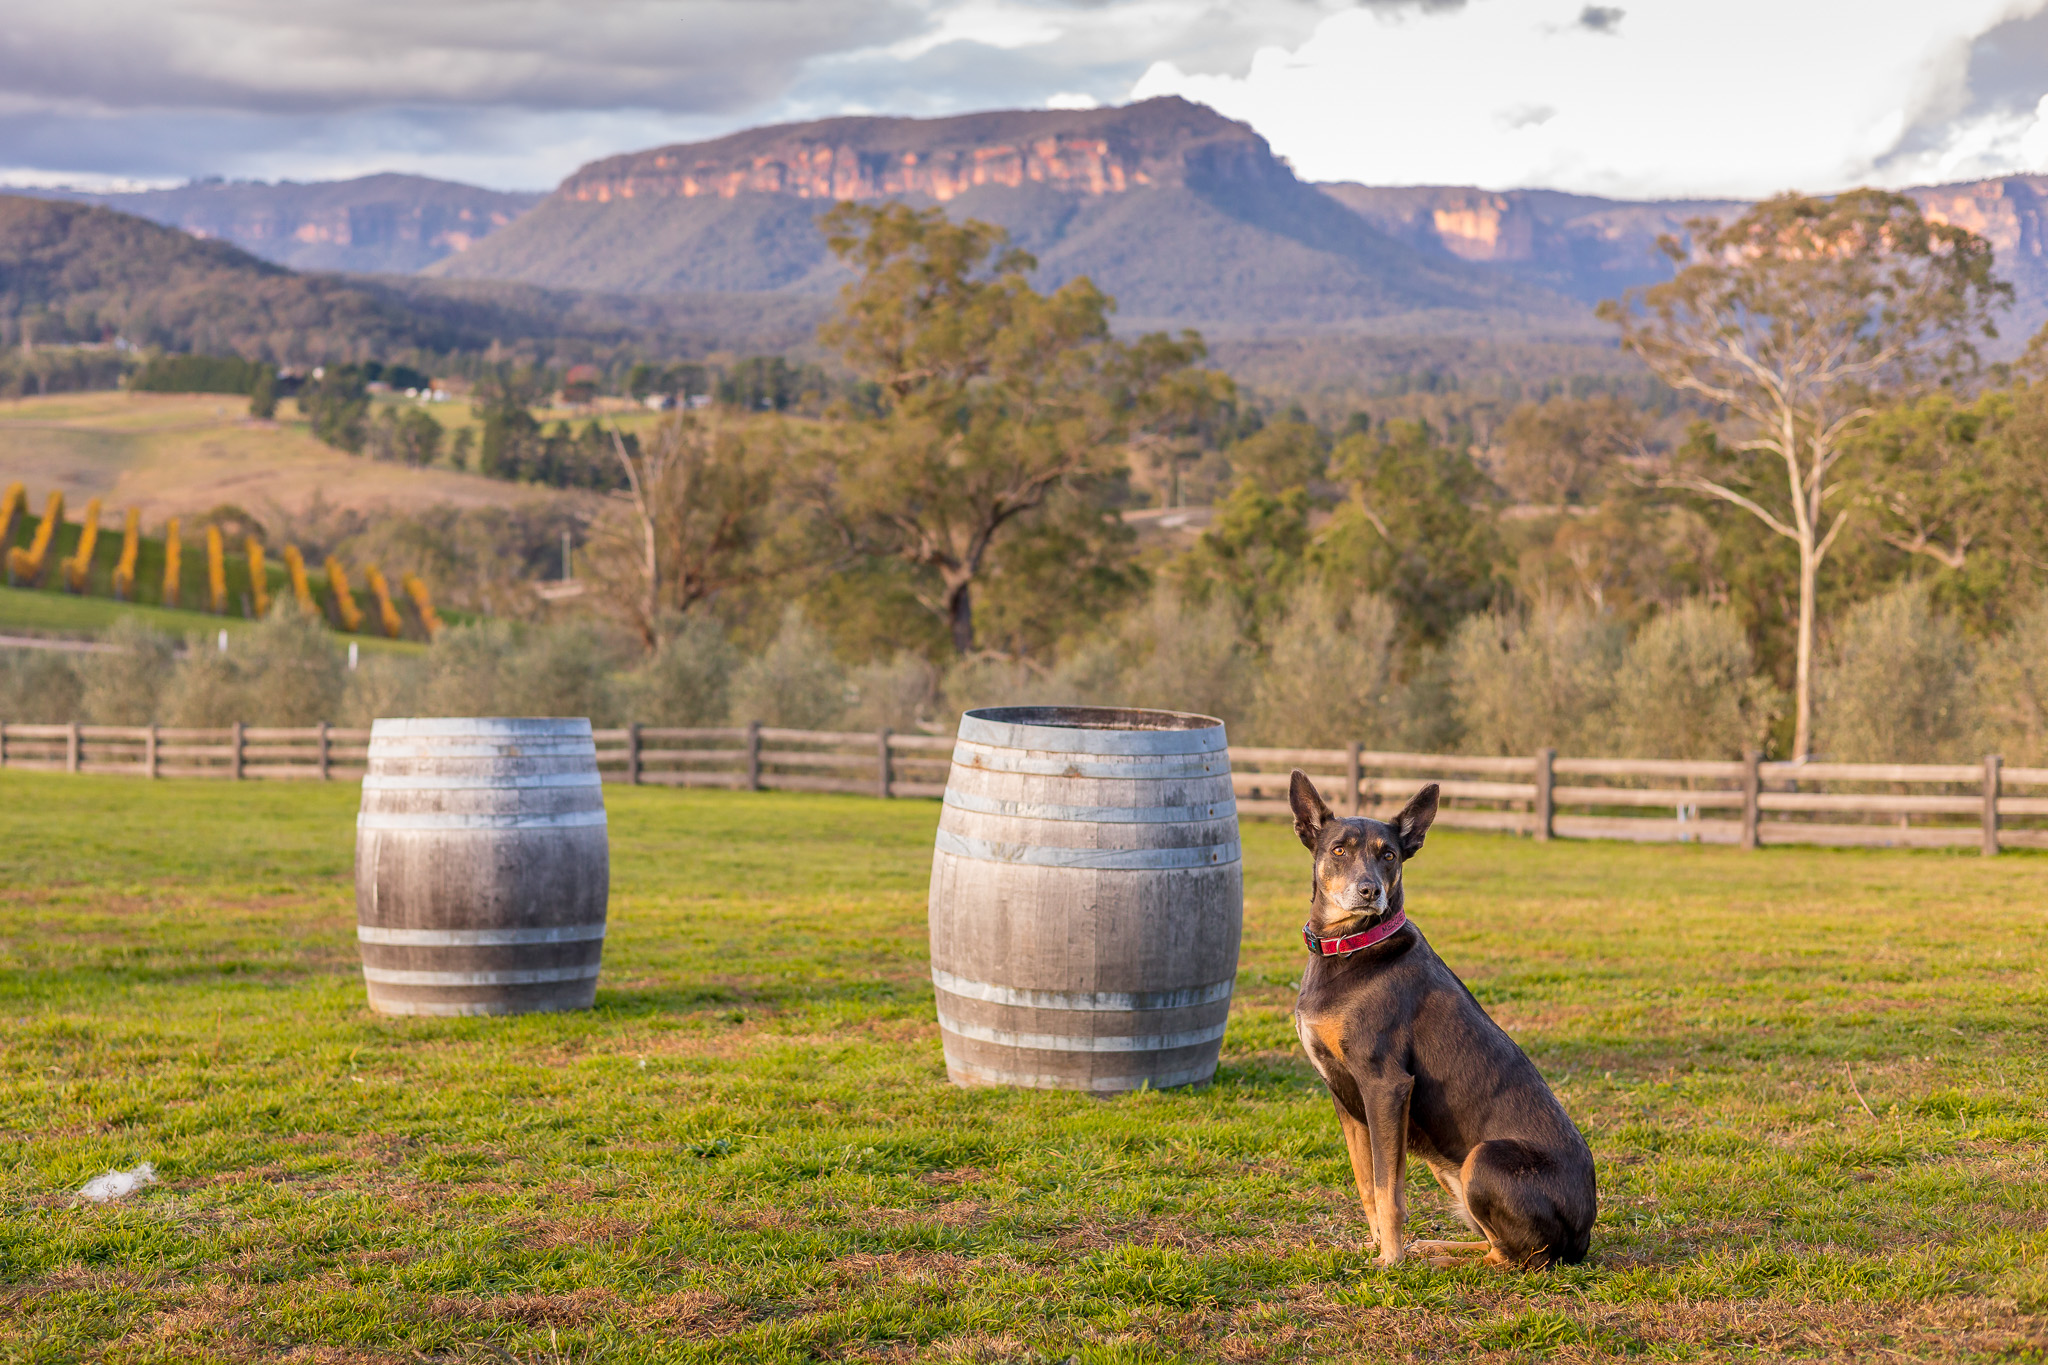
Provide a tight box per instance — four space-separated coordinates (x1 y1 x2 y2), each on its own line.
1394 783 1439 859
1290 769 1333 850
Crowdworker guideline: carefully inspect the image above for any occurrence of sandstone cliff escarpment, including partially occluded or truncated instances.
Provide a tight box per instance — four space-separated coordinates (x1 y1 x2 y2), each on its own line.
556 96 1275 206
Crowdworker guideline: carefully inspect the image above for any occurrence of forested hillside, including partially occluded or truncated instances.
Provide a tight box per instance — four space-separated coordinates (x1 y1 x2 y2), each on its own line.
0 196 821 365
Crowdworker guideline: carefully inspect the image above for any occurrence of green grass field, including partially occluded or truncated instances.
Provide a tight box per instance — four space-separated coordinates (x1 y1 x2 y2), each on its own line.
0 586 426 655
2 773 2044 1362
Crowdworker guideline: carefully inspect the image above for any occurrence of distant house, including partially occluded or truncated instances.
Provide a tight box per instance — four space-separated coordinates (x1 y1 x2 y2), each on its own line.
561 364 602 406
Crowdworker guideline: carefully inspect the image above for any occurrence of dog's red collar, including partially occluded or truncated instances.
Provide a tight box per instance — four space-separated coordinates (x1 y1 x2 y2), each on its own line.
1303 909 1407 958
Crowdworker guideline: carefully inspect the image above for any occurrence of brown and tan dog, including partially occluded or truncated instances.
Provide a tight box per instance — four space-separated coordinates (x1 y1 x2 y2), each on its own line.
1289 770 1596 1269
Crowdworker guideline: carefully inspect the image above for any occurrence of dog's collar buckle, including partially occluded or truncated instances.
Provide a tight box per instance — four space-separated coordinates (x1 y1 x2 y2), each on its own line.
1303 909 1407 958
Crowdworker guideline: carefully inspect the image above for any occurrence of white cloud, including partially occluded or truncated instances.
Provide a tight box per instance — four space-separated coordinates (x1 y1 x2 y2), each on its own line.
1130 0 2048 198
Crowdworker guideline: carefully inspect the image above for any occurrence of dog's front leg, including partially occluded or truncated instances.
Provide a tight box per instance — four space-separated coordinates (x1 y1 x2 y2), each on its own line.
1359 1073 1415 1266
1334 1105 1380 1246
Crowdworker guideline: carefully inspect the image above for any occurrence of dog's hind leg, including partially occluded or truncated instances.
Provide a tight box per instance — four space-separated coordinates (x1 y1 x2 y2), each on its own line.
1423 1157 1482 1234
1408 1239 1494 1268
1458 1139 1589 1270
1401 1156 1491 1261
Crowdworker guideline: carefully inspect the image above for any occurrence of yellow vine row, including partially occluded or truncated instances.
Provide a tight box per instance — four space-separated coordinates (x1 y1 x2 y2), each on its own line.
111 508 140 601
62 498 103 593
326 557 364 632
247 537 269 617
162 518 182 608
284 545 316 613
7 490 63 587
402 572 444 638
365 565 404 639
206 524 228 615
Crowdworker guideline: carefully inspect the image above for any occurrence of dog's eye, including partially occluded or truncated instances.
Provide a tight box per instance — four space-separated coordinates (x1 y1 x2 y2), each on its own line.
1381 849 1396 862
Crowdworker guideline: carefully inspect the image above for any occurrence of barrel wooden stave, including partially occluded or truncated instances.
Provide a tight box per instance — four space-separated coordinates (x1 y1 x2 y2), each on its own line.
355 718 609 1017
929 706 1243 1093
929 862 1240 1090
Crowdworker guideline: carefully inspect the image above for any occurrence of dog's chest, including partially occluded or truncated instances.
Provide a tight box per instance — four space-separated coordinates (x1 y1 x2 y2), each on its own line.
1293 1011 1337 1084
1295 972 1412 1082
1294 1004 1368 1086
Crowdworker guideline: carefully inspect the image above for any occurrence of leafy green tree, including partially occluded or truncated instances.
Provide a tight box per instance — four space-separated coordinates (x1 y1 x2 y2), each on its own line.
300 366 369 453
247 367 276 420
813 203 1207 655
1225 419 1327 498
1599 189 2007 757
1117 331 1240 507
594 414 777 649
1317 420 1506 647
364 405 442 465
1492 394 1645 507
1173 480 1313 631
1849 383 2048 632
471 367 549 478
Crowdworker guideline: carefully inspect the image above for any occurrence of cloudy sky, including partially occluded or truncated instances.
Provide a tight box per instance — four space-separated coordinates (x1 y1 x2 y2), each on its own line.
7 0 2048 198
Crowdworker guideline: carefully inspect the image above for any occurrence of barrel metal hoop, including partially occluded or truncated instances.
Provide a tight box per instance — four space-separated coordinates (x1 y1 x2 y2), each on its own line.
361 772 603 791
950 745 1227 780
956 711 1227 756
361 964 603 986
931 968 1234 1013
370 718 594 738
935 1011 1228 1052
356 810 609 831
367 743 598 760
368 997 590 1017
933 829 1240 869
942 1050 1219 1092
941 789 1235 824
357 923 607 946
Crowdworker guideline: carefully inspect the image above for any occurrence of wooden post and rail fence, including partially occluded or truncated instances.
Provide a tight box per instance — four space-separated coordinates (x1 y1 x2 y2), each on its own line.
1 721 2042 854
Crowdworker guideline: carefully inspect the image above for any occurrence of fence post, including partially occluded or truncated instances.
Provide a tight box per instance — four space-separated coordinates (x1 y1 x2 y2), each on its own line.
1347 741 1363 816
318 721 330 781
1740 750 1761 851
66 721 80 774
1534 748 1555 841
0 721 7 769
146 724 159 780
745 720 762 792
231 722 244 780
1983 753 2002 857
627 722 642 786
878 728 894 799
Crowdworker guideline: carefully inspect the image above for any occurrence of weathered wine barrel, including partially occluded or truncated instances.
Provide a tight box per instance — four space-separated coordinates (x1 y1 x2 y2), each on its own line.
928 705 1242 1092
354 718 608 1017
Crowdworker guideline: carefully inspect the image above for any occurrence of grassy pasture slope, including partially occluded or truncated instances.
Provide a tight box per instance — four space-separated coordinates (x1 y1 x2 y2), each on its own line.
1 774 2043 1362
0 391 626 529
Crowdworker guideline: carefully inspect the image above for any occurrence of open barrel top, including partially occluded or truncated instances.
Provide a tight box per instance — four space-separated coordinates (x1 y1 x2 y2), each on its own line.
958 706 1227 756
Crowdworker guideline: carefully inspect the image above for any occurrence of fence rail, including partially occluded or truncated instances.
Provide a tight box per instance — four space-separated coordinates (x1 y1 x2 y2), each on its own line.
2 721 2040 853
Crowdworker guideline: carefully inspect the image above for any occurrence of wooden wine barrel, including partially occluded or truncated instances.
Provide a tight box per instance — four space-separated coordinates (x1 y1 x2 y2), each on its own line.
928 705 1242 1092
354 718 609 1016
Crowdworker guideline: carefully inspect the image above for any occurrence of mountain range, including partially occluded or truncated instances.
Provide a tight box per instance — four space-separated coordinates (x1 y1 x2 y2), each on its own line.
17 97 2048 386
427 98 1590 341
23 174 539 275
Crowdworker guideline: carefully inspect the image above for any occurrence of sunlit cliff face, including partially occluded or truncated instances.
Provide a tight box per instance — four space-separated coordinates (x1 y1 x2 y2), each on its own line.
563 135 1153 205
1916 181 2040 258
1430 194 1537 262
